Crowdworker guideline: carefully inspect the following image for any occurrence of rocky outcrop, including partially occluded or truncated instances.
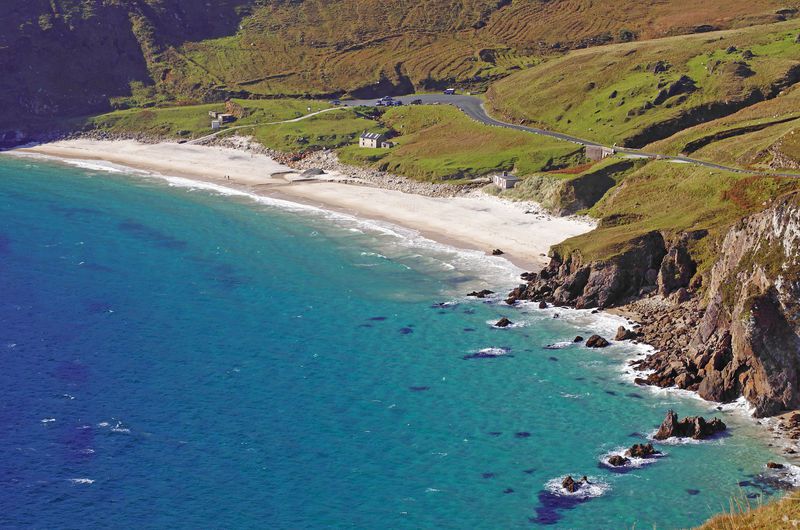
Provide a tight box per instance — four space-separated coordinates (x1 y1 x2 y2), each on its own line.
495 317 513 328
653 410 726 440
561 475 590 493
607 455 630 466
508 193 800 417
586 335 610 348
614 326 637 341
634 194 800 417
626 443 659 458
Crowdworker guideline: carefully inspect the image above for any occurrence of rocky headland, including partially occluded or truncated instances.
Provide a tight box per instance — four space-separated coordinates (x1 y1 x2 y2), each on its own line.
506 191 800 425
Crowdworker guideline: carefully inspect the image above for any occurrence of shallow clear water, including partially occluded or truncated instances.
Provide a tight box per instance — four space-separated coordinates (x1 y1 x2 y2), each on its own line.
0 156 792 529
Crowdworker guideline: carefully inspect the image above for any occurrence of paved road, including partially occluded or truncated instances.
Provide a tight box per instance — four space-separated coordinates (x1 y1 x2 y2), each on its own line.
342 95 800 178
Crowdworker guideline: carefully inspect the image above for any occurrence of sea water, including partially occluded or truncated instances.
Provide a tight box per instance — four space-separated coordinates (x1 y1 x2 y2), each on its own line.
0 156 794 529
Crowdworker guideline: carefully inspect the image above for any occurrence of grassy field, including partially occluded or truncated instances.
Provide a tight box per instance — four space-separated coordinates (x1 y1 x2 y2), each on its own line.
553 160 800 275
338 105 584 181
697 491 800 529
251 107 382 152
486 21 800 148
648 84 800 170
88 99 332 139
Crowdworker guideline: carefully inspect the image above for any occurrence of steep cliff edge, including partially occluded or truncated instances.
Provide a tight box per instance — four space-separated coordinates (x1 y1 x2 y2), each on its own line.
639 193 800 417
511 191 800 417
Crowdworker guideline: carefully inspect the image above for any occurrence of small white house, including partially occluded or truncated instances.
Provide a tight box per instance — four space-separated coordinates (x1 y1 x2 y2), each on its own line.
359 132 387 149
211 120 221 130
492 171 519 190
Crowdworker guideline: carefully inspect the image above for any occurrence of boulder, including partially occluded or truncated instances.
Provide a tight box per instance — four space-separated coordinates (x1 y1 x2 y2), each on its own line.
574 336 585 343
467 289 494 298
653 410 726 440
626 443 660 458
538 301 548 309
495 317 513 328
586 335 610 348
767 461 785 469
492 249 505 256
615 326 637 341
607 455 630 467
561 475 590 493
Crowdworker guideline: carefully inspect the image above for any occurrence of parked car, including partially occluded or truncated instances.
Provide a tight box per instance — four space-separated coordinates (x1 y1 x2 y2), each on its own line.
410 99 423 105
443 88 456 95
391 100 403 106
329 99 341 106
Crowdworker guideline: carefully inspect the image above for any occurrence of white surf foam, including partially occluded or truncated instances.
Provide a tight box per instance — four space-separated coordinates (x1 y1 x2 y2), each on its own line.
544 475 610 499
68 478 95 485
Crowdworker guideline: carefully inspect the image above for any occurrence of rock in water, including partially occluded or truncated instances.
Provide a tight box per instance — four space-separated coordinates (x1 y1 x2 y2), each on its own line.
626 443 660 458
492 249 505 256
767 461 785 469
538 301 548 309
614 326 637 341
495 317 513 328
607 455 630 467
467 289 494 298
654 410 727 440
574 336 585 343
561 476 577 492
586 335 610 348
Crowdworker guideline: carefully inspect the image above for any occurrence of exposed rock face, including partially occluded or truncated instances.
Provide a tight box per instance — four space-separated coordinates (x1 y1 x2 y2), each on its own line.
561 475 590 493
626 443 660 458
586 335 610 348
614 326 637 341
653 410 726 440
467 289 494 298
607 455 630 467
512 193 800 418
495 317 513 328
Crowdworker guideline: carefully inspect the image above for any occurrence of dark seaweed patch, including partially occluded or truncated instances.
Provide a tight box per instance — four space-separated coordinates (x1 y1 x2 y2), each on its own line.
399 327 414 335
118 220 187 250
482 472 496 479
530 490 592 525
687 489 701 496
488 432 502 437
515 432 531 438
605 390 617 396
463 328 476 332
369 316 388 321
503 488 515 494
548 356 559 362
409 386 430 392
626 393 644 399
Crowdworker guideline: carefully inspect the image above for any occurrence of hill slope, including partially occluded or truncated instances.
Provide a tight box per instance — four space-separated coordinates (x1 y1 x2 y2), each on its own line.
487 20 800 147
0 0 796 134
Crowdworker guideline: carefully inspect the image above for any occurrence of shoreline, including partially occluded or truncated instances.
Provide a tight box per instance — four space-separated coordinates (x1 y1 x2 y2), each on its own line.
6 139 799 471
5 139 595 272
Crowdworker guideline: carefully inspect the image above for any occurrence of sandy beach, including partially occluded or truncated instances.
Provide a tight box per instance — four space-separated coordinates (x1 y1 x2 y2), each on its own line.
6 139 595 270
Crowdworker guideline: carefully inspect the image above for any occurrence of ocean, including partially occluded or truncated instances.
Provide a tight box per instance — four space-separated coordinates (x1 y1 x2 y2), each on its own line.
0 155 794 529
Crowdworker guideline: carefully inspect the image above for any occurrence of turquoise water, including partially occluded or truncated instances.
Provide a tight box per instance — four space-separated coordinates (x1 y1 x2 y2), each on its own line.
0 155 792 529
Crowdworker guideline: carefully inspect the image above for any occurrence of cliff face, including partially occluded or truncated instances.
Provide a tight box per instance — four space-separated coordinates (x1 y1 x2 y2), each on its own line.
688 194 800 416
512 193 800 417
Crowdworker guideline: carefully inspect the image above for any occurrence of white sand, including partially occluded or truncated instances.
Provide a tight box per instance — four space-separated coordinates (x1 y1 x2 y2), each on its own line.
8 139 595 270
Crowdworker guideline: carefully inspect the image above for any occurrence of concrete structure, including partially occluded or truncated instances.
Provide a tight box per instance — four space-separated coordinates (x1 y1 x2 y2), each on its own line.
218 113 236 124
586 145 615 162
359 132 387 148
211 120 221 130
492 171 519 190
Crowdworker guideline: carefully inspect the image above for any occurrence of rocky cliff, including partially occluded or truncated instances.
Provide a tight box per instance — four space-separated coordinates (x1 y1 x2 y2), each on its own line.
510 192 800 417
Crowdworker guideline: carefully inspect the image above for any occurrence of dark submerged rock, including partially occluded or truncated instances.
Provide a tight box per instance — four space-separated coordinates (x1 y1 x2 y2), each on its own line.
626 443 660 458
607 455 630 467
574 335 584 342
467 289 494 298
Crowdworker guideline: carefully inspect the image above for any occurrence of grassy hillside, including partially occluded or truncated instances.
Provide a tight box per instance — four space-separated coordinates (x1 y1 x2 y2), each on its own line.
553 160 800 275
487 21 800 148
338 106 583 181
648 84 800 170
697 491 800 529
1 0 796 133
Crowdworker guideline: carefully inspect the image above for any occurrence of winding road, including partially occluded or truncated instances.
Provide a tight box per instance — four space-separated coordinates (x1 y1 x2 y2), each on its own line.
343 94 800 178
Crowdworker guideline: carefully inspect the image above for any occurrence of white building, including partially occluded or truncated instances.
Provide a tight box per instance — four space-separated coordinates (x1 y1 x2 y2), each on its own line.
211 120 221 130
492 171 519 190
359 132 387 148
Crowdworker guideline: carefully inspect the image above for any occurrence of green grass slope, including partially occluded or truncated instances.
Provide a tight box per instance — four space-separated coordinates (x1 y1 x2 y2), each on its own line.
648 84 800 170
487 21 800 148
553 160 800 276
697 491 800 530
338 105 583 181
